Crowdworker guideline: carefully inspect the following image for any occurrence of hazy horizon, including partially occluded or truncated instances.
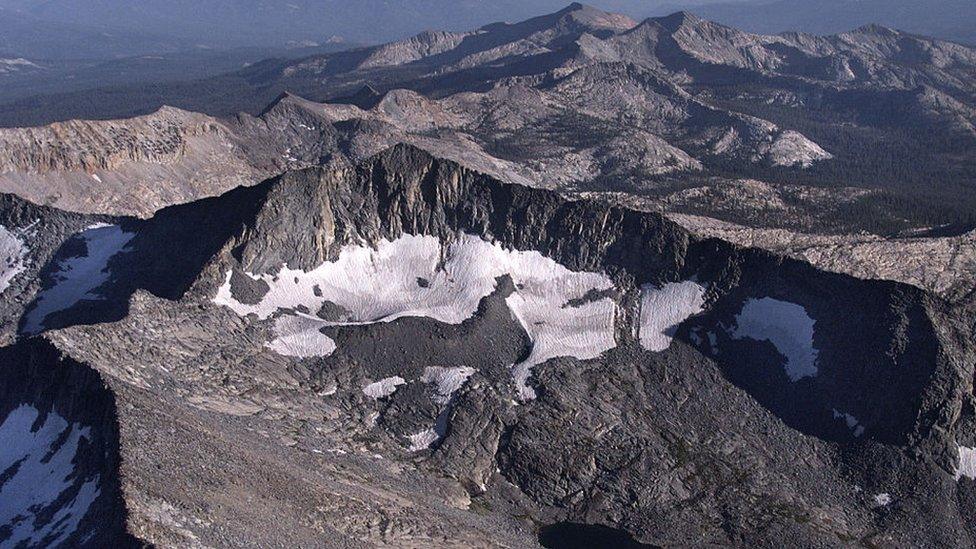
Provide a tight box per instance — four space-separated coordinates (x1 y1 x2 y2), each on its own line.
0 0 973 63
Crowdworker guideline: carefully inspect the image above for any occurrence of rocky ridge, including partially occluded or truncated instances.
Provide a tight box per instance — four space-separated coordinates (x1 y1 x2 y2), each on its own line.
1 145 975 547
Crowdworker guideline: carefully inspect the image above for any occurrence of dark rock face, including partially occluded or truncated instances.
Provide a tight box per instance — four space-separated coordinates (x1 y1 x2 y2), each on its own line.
0 144 973 546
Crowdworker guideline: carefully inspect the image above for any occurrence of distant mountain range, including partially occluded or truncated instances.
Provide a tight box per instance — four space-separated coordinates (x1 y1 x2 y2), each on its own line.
693 0 976 45
0 0 707 58
0 6 179 60
1 4 974 237
5 0 973 61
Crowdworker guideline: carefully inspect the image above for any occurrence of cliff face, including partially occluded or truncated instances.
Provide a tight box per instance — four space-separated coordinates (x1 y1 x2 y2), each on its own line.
1 145 973 547
0 107 271 217
0 107 227 174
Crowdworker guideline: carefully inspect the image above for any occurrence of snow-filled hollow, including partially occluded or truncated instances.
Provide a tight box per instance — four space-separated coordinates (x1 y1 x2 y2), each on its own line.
215 234 618 400
0 405 100 547
730 297 819 382
22 224 135 335
265 314 337 358
638 281 706 352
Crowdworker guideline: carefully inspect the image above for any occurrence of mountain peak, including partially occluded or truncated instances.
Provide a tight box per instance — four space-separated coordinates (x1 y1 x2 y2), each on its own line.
630 10 709 36
849 23 901 37
555 2 637 31
258 91 304 116
655 11 705 32
327 83 383 109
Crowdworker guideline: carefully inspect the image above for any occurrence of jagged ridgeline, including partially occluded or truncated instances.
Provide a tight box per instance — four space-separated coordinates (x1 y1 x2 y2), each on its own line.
0 145 974 546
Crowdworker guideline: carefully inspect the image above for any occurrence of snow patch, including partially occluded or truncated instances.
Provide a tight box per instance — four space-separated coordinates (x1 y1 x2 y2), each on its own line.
407 428 440 452
363 377 407 399
22 224 135 335
832 409 865 437
0 224 29 293
266 314 337 358
873 493 892 507
638 281 706 351
730 297 819 382
955 445 976 481
0 405 100 547
421 366 476 404
216 234 617 399
406 367 477 452
0 58 40 74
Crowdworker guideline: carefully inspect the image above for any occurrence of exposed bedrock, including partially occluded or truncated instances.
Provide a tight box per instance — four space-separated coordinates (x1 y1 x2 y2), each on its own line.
0 144 973 546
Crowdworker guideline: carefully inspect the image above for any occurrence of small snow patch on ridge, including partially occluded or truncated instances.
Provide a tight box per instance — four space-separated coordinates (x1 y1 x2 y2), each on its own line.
730 297 819 382
363 377 407 399
422 366 476 403
832 409 865 437
873 493 892 507
407 428 440 452
0 224 29 293
638 281 705 351
955 445 976 481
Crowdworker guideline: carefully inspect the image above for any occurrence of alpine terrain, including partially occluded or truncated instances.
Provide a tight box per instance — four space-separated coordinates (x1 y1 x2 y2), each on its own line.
1 4 976 548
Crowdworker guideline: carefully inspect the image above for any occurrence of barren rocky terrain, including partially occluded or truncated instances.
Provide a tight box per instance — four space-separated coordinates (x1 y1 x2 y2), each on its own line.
3 146 976 547
2 4 976 548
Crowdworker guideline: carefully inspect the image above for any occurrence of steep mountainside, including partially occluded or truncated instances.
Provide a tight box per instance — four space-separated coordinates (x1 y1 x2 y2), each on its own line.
1 145 975 546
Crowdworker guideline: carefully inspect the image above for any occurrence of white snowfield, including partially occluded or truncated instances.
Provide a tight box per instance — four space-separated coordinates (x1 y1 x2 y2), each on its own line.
0 224 29 293
22 224 135 335
730 297 819 382
0 405 100 547
363 376 407 399
956 445 976 481
216 233 618 400
638 281 706 352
